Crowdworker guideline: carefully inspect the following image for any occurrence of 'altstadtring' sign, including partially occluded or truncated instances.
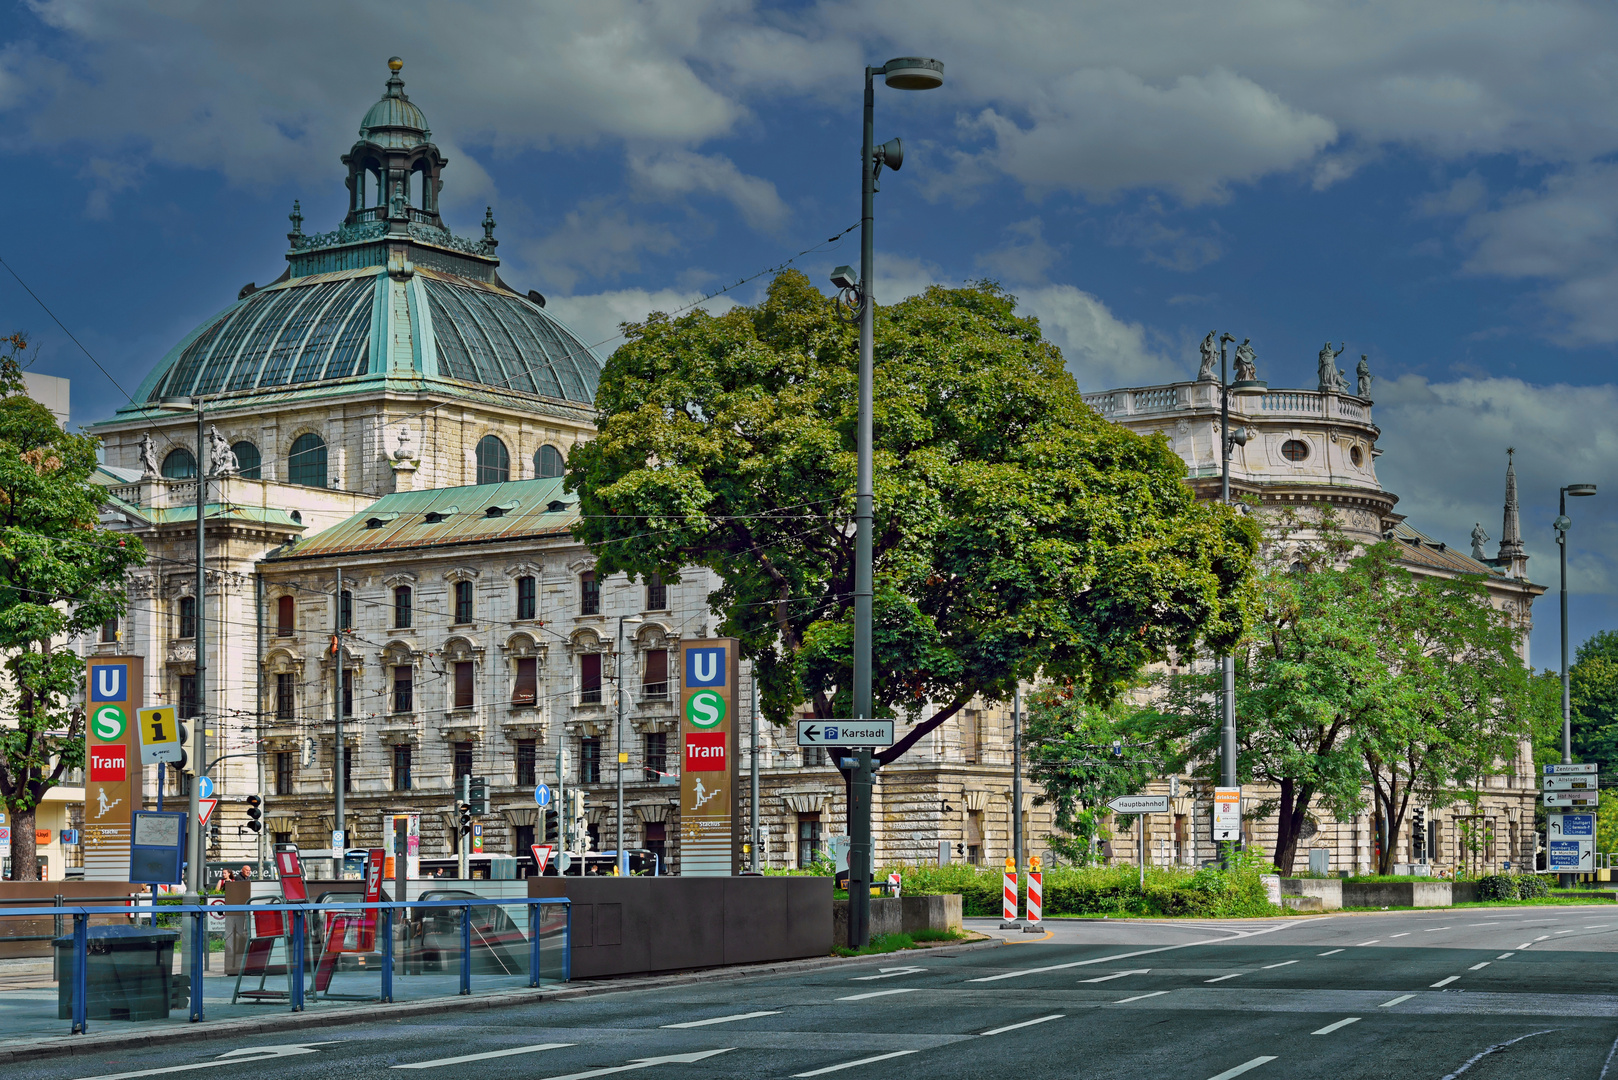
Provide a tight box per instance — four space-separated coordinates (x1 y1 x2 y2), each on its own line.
679 639 739 875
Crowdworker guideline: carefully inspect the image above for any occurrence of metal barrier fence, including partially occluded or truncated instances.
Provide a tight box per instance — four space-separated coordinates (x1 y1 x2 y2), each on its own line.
1 897 571 1038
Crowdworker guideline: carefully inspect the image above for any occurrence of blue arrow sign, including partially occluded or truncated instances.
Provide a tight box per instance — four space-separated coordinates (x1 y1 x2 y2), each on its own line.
534 783 553 808
197 776 214 799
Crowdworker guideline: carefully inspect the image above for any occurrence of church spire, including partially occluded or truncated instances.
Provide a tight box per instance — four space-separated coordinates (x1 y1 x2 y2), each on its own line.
1497 446 1527 576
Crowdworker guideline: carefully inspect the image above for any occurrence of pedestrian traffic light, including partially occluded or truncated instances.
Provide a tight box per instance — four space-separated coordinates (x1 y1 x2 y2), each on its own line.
469 776 488 815
244 794 262 834
457 801 473 834
955 843 966 858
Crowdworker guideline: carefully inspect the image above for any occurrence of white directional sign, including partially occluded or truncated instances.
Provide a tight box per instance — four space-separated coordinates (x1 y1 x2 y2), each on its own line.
1543 775 1599 791
1545 762 1599 775
796 720 895 747
1544 791 1600 808
1107 794 1170 814
1213 786 1242 842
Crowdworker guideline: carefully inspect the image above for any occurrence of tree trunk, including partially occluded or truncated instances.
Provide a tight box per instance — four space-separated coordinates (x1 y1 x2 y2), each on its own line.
1273 779 1297 875
9 802 39 880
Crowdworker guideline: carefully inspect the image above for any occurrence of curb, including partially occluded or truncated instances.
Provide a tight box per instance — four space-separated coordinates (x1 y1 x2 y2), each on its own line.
0 938 1005 1065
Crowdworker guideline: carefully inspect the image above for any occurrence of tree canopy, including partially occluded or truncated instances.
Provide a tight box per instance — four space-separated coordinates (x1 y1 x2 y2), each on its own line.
1570 629 1618 775
570 272 1256 766
0 333 145 879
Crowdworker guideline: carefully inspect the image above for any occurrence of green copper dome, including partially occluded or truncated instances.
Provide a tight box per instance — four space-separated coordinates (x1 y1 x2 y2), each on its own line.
359 57 430 148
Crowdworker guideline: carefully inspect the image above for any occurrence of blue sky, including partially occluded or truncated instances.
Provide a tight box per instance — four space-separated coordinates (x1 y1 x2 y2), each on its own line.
3 1 1618 667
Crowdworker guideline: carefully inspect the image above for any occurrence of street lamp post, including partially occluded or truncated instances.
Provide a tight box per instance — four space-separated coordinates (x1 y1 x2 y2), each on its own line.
837 53 943 953
615 612 643 876
1217 337 1246 802
1554 482 1597 886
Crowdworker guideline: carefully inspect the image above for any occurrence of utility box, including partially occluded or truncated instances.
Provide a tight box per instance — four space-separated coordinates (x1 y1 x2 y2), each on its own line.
1308 848 1330 876
54 926 179 1021
938 841 951 866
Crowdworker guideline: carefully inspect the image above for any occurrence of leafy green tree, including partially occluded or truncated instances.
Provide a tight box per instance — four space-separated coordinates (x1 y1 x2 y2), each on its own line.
1569 629 1618 774
1024 688 1158 864
0 333 145 880
570 272 1256 772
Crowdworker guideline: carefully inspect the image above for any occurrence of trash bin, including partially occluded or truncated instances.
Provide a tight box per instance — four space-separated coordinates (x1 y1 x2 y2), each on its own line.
54 925 179 1021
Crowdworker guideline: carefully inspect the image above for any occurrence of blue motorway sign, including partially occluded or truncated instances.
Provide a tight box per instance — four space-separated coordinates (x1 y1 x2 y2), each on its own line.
1548 840 1586 871
1556 813 1595 837
534 783 553 808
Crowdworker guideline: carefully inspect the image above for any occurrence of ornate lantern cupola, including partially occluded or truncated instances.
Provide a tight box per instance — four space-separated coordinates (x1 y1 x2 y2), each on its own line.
341 57 447 231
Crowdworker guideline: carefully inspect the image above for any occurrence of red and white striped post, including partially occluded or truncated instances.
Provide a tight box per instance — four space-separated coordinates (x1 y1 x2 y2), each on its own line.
1024 854 1043 931
999 855 1020 928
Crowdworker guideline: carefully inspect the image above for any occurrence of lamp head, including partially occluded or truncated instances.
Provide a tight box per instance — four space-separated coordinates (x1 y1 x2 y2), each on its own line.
158 396 197 412
1568 484 1598 497
1229 427 1248 446
1554 514 1572 533
881 57 944 90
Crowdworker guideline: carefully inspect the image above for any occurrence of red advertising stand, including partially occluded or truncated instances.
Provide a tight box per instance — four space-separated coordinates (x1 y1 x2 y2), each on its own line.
311 848 385 999
231 847 306 1005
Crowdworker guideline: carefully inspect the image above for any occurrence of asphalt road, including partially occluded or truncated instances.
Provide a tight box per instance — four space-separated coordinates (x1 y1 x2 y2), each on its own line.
16 904 1618 1080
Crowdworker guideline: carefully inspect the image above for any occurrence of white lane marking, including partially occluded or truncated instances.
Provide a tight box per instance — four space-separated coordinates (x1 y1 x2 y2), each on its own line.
1354 939 1380 946
1311 1017 1361 1035
980 1014 1065 1036
1518 942 1534 950
1206 1057 1278 1080
1498 953 1515 959
1390 933 1411 938
966 920 1314 982
661 1012 779 1029
1556 930 1575 935
1205 972 1245 983
1468 962 1490 971
1115 991 1171 1003
73 1045 336 1079
837 987 922 1001
1380 994 1415 1007
1535 935 1551 941
393 1044 574 1069
793 1051 918 1077
1587 925 1610 929
1262 960 1297 970
1431 975 1460 987
1318 949 1344 956
851 966 927 981
1423 927 1452 932
536 1050 735 1080
1080 969 1150 983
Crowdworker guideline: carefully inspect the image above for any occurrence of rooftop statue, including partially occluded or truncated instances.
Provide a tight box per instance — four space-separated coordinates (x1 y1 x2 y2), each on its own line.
1197 331 1218 382
1471 522 1490 561
1356 355 1373 398
207 425 238 477
1318 341 1347 393
139 432 159 478
1234 338 1258 383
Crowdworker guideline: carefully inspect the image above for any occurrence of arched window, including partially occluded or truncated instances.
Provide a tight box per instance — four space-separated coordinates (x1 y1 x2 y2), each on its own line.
161 448 196 479
277 595 294 637
394 585 412 629
231 441 261 479
288 433 327 488
535 444 565 479
476 435 510 484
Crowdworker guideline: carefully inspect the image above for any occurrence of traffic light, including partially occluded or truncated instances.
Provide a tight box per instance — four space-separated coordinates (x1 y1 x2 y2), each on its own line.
457 801 473 835
543 808 559 845
1412 808 1427 861
245 794 263 834
175 719 191 772
209 822 221 849
469 776 488 815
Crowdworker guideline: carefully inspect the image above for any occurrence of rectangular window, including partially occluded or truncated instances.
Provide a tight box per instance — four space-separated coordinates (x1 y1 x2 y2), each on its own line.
645 573 666 611
643 822 666 866
178 675 198 720
801 746 827 768
643 732 667 783
341 668 353 715
580 571 599 616
797 813 822 868
516 576 536 620
579 653 602 705
276 673 294 721
178 595 196 639
515 824 535 859
453 741 473 782
581 737 601 784
453 661 474 710
100 616 119 644
642 649 668 698
393 665 413 713
454 580 473 624
513 657 537 705
394 585 412 629
966 811 984 864
393 744 412 791
275 751 292 796
339 590 353 631
516 740 537 787
277 595 294 636
961 710 980 765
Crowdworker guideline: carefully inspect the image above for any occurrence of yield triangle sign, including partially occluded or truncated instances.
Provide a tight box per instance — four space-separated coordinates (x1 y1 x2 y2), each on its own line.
197 797 219 827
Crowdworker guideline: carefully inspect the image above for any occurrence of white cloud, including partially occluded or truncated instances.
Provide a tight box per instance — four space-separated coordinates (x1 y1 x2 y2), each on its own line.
627 149 789 233
544 287 740 354
1015 285 1179 390
520 199 681 293
976 217 1062 283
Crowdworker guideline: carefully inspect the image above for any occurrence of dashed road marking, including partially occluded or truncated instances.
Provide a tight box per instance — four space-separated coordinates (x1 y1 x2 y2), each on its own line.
1390 933 1411 938
1354 939 1380 946
837 988 922 1001
1468 962 1490 971
662 1012 780 1029
391 1044 573 1069
1311 1017 1361 1035
980 1014 1064 1036
1423 927 1452 932
1262 961 1297 970
1317 949 1343 956
793 1051 918 1077
1115 991 1171 1004
1497 953 1515 959
1431 976 1460 987
1205 972 1245 983
1380 994 1415 1007
1206 1056 1277 1080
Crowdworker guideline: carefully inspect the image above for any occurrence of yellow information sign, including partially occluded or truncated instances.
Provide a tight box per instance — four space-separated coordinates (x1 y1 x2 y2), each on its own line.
137 705 183 765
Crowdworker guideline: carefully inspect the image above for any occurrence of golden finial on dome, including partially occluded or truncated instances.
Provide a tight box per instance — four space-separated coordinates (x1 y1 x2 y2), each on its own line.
388 57 403 73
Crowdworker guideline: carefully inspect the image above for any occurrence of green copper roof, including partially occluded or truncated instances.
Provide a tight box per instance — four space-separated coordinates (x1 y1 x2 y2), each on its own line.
360 57 431 148
265 477 578 561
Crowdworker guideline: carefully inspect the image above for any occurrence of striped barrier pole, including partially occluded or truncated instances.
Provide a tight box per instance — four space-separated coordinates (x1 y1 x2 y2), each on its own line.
999 856 1021 928
1024 854 1043 932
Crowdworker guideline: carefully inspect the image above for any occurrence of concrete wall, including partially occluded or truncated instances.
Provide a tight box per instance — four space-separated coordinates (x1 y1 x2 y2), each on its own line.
529 875 831 978
0 882 147 958
1280 878 1343 910
1342 881 1453 908
832 894 963 949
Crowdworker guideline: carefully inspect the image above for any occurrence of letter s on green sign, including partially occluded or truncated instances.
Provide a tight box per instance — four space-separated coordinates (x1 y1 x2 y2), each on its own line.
685 690 726 729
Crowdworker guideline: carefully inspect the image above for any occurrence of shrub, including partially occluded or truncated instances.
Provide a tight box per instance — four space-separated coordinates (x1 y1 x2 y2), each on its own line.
878 859 1277 918
1515 874 1550 899
1476 874 1517 901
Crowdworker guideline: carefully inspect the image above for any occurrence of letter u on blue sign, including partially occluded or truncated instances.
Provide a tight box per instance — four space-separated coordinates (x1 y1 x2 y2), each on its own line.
686 647 726 687
91 664 127 702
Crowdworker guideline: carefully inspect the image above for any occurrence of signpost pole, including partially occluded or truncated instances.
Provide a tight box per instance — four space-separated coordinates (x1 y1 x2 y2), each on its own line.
1012 685 1023 913
1139 815 1145 893
458 773 469 880
849 749 873 947
334 567 345 854
750 673 759 874
189 403 207 901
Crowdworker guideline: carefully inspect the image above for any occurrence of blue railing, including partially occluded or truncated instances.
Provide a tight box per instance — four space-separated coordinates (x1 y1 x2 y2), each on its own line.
3 898 571 1036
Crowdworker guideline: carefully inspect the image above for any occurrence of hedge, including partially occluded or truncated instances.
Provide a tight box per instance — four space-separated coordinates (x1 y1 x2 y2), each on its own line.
1476 873 1551 901
876 863 1276 919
